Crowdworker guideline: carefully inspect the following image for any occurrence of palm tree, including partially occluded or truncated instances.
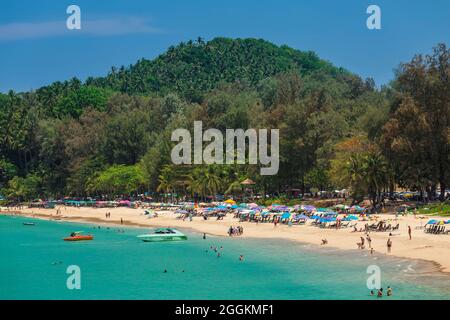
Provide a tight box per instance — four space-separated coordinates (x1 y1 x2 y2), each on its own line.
363 151 390 206
157 165 178 202
187 166 221 201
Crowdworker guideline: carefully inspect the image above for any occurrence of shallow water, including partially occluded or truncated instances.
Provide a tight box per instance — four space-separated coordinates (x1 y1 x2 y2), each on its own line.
1 215 449 300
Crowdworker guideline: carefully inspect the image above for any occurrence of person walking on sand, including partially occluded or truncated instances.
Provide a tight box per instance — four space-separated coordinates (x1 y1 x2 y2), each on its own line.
387 238 392 253
408 226 412 240
120 217 123 225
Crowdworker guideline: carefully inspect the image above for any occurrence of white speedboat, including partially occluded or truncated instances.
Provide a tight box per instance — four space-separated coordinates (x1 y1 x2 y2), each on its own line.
137 228 187 242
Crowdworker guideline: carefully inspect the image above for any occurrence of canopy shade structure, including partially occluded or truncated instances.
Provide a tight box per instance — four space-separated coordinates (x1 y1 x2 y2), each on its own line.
241 178 256 185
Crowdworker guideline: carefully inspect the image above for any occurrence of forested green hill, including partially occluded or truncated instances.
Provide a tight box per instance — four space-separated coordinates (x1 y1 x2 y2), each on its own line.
85 37 351 101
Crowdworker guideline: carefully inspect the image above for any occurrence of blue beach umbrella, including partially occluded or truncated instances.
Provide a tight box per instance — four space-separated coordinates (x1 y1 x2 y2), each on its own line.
281 212 291 219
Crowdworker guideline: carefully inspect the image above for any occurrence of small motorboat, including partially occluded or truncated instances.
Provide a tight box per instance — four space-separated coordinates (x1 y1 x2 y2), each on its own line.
23 222 35 226
137 228 187 242
63 231 94 241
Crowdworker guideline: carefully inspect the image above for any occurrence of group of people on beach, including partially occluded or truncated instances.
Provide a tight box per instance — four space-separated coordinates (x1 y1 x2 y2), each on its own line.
228 225 244 236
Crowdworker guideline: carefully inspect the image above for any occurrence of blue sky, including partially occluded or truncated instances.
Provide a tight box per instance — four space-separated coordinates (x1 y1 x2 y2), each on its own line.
0 0 449 92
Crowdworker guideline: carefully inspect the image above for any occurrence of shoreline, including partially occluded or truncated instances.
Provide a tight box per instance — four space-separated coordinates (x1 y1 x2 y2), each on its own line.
2 205 450 275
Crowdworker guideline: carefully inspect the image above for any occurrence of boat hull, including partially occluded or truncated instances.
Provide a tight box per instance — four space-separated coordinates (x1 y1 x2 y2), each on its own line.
138 235 187 242
63 236 94 241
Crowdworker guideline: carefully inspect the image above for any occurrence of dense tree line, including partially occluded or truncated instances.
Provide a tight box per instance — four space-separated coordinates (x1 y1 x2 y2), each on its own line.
0 38 448 204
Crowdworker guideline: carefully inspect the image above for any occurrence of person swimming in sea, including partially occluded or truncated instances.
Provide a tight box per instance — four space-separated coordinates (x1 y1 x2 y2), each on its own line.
387 286 392 296
163 269 167 273
239 255 244 261
203 233 206 239
377 288 383 298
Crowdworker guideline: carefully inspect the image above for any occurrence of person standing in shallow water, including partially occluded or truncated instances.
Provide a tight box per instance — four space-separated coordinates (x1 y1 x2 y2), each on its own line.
366 234 372 248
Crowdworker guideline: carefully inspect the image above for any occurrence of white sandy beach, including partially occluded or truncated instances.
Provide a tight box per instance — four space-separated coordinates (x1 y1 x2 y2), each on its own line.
2 205 450 273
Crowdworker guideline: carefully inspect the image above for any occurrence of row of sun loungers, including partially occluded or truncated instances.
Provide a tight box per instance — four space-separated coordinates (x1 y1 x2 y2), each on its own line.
424 225 449 234
367 222 399 232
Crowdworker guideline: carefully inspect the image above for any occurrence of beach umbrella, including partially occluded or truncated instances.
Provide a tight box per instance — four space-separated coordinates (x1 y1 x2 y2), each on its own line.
316 207 331 212
224 199 236 204
302 205 316 211
295 214 309 220
281 212 291 219
347 215 359 220
426 219 438 225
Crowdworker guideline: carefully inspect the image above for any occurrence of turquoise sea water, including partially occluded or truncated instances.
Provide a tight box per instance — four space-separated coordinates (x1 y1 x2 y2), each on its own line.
1 215 449 300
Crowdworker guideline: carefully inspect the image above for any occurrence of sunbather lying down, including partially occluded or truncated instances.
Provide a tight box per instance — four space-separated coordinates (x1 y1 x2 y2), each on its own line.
321 239 328 245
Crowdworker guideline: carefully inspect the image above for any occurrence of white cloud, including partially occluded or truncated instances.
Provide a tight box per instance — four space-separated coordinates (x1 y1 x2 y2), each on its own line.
0 16 161 41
